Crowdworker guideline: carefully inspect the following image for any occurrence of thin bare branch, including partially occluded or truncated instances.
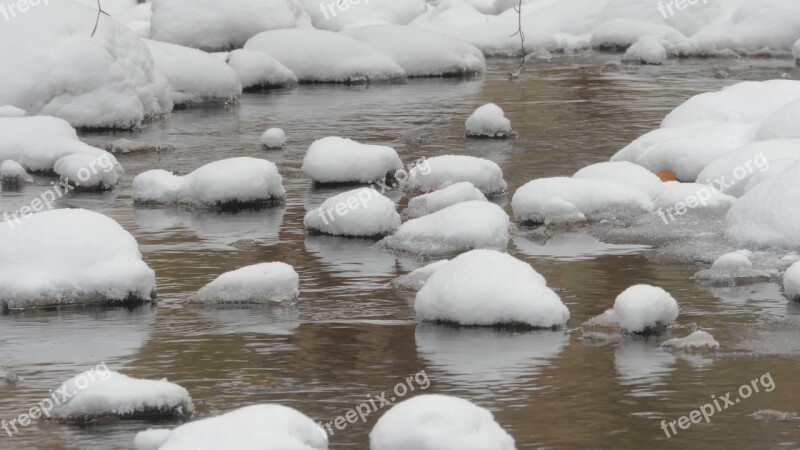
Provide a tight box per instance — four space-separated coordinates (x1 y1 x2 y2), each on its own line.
508 0 526 79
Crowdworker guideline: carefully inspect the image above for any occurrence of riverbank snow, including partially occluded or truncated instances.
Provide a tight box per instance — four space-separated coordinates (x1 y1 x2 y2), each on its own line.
190 263 299 304
304 189 401 238
227 49 297 90
404 182 487 218
408 155 506 195
465 104 513 138
369 394 516 450
302 137 403 184
415 250 569 329
613 285 679 334
133 157 285 208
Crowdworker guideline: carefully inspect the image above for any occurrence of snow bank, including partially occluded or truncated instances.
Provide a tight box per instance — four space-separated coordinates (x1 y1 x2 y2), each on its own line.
573 161 664 198
342 25 485 77
369 394 515 450
408 155 506 195
302 137 403 184
465 104 513 138
784 261 800 301
150 0 310 51
0 105 25 118
133 157 285 208
227 49 297 90
304 188 401 237
404 182 487 218
244 29 406 83
0 0 172 129
613 285 679 334
52 368 193 422
261 128 287 149
135 404 327 450
0 160 33 186
0 209 156 310
416 249 569 329
511 177 654 225
622 36 667 64
392 260 449 291
144 40 242 106
302 0 425 31
191 263 299 304
379 201 510 256
661 330 719 350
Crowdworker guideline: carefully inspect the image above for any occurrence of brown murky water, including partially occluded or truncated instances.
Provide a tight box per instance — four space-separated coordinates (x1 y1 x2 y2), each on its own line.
2 54 800 449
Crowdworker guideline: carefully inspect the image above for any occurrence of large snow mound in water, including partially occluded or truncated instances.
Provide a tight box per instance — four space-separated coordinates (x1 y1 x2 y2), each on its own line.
0 0 172 129
302 137 403 184
405 182 487 218
53 152 124 191
573 161 665 198
784 261 800 301
612 285 679 334
244 29 406 83
342 25 485 77
726 160 800 249
305 188 401 238
369 394 516 450
511 177 654 225
0 209 156 310
227 49 297 90
191 263 300 304
150 0 310 51
415 250 569 328
301 0 425 32
133 157 285 208
408 155 506 195
465 104 513 138
52 368 194 421
134 404 328 450
379 201 510 256
144 40 242 106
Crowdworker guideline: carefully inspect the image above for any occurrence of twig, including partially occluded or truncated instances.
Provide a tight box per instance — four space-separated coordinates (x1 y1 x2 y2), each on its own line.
508 0 526 79
90 0 110 38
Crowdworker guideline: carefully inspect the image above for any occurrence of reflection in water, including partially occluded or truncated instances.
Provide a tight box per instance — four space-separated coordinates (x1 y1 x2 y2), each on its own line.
615 339 676 397
512 230 649 261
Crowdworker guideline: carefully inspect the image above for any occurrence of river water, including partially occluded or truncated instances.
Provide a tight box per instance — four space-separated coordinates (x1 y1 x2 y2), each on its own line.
1 54 800 449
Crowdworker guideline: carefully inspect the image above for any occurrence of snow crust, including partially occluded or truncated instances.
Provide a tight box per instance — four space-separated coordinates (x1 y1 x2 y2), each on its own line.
304 188 401 237
612 285 679 334
192 263 300 304
408 155 506 195
302 137 403 184
404 182 487 218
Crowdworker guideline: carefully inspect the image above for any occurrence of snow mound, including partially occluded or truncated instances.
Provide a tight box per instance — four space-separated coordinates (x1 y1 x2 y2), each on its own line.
379 201 510 257
302 0 425 32
613 285 679 334
0 160 33 186
392 260 449 291
695 140 795 197
52 368 193 422
408 155 506 195
0 209 156 311
369 394 516 450
784 261 800 301
465 104 513 138
150 0 310 51
261 128 287 149
511 177 654 225
404 182 487 218
795 38 800 63
654 182 736 211
53 153 123 191
757 100 800 140
573 161 664 198
134 404 328 450
133 157 285 208
244 29 406 83
190 263 299 304
302 137 403 184
415 249 569 329
0 105 25 117
304 188 401 238
712 251 754 272
342 25 485 77
661 330 720 351
622 36 667 65
227 49 297 90
0 1 172 129
144 40 242 106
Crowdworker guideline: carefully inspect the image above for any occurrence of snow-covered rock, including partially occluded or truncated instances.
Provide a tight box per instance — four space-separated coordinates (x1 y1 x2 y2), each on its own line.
302 0 425 32
227 49 297 90
369 394 516 450
342 25 485 77
51 368 193 422
302 137 403 184
757 100 800 140
511 177 654 225
150 0 311 51
693 251 763 286
661 330 720 351
380 201 510 256
392 260 449 291
695 140 793 197
712 252 753 272
190 263 299 304
465 104 513 138
416 249 569 329
795 38 800 63
133 157 285 208
622 36 667 65
261 128 287 149
613 285 679 334
0 1 172 129
0 105 25 118
654 181 736 211
0 160 33 186
408 155 506 195
144 40 242 106
134 404 328 450
783 261 800 301
53 153 123 191
0 209 156 310
304 188 401 238
573 161 664 199
404 182 487 218
245 29 406 83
